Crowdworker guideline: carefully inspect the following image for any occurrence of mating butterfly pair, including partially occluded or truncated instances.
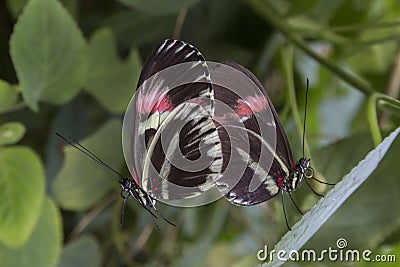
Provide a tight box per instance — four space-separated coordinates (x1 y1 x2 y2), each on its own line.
121 39 321 229
59 39 322 229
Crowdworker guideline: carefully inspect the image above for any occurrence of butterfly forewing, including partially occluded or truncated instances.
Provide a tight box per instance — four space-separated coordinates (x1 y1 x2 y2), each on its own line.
123 39 219 199
210 62 295 205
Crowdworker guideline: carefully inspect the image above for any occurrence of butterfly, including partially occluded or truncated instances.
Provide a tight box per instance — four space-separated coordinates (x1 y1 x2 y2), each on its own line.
122 39 223 201
210 62 333 228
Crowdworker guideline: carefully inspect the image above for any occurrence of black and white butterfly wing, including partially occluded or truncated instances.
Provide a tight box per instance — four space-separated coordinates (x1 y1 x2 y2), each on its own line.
123 39 220 200
210 62 295 205
143 101 222 200
229 63 295 171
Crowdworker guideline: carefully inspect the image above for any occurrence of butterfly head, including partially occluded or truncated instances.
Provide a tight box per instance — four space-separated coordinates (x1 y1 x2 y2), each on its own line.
119 178 176 228
285 157 312 192
120 177 157 207
120 178 133 197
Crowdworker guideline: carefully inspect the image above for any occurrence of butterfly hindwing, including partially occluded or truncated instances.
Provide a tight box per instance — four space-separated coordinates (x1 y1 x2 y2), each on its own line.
211 62 295 205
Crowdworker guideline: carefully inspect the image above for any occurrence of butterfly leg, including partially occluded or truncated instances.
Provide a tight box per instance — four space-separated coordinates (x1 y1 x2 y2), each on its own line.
281 190 291 230
304 178 324 197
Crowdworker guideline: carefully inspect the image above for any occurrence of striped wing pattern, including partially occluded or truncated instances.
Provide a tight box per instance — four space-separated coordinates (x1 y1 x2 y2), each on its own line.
213 62 296 205
143 102 222 199
125 39 221 200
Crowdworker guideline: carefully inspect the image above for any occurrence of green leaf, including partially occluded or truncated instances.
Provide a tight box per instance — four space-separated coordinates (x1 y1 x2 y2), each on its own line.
0 122 26 146
0 80 19 113
85 28 140 114
305 129 400 250
0 146 45 248
264 127 400 266
0 198 62 267
118 0 200 15
10 0 87 112
57 236 101 267
106 11 175 47
52 119 123 210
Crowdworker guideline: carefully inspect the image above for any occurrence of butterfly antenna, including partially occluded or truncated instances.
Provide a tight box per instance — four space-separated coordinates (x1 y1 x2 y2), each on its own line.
55 132 124 180
302 79 310 158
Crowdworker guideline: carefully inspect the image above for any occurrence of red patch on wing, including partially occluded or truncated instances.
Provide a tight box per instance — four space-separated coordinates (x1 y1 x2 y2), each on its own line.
277 176 283 187
236 99 252 116
132 168 139 186
136 92 173 114
235 95 268 117
156 96 172 112
276 170 283 187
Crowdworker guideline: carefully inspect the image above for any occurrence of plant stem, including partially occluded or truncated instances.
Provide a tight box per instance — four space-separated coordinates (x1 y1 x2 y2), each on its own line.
246 0 375 95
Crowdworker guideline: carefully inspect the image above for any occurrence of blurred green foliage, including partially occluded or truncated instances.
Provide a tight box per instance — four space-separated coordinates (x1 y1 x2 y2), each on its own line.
0 0 400 266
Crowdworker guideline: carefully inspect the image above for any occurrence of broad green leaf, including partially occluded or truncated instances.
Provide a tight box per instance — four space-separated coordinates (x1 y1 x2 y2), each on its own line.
0 198 62 267
85 28 140 114
52 119 123 210
10 0 87 111
0 80 19 113
264 127 400 266
0 122 26 146
57 236 101 267
106 11 175 47
118 0 200 15
0 146 45 248
305 129 400 250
